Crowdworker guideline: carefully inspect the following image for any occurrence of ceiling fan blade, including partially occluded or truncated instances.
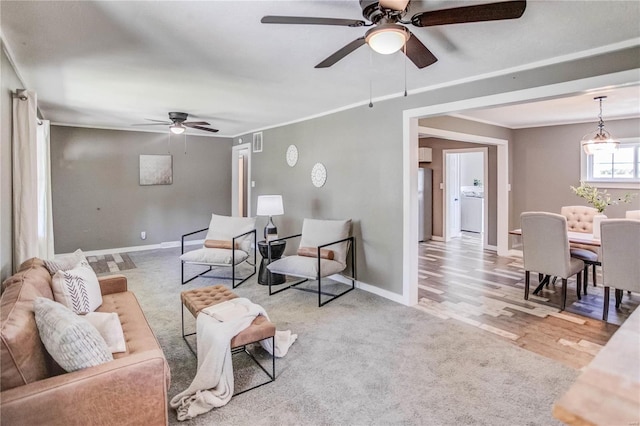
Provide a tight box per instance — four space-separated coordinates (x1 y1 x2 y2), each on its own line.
411 0 526 27
315 37 367 68
379 0 410 11
183 121 210 126
261 16 366 27
403 32 438 69
132 122 171 126
185 124 219 133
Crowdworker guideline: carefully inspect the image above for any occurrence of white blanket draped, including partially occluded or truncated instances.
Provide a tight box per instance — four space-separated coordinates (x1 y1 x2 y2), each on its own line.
170 298 297 421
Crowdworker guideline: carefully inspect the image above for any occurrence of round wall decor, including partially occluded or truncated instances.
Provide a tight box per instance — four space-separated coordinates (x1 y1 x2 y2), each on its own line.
311 163 327 188
286 144 298 167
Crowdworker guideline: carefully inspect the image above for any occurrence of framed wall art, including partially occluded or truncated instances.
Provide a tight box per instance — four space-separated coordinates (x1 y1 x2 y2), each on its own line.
139 154 173 185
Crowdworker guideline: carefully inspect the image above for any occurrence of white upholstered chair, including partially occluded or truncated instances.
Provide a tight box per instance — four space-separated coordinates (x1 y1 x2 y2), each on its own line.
180 214 257 288
521 212 584 310
561 205 600 291
625 210 640 220
599 219 640 322
266 218 355 307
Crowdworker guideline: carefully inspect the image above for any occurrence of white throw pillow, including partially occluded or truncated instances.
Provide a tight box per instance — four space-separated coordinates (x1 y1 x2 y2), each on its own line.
83 312 127 353
33 298 113 373
299 219 351 265
51 259 103 314
180 248 249 265
205 214 256 252
43 248 87 275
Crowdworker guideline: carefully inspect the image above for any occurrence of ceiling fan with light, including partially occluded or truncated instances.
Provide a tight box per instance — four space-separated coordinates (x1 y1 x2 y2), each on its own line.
262 0 526 69
134 112 219 134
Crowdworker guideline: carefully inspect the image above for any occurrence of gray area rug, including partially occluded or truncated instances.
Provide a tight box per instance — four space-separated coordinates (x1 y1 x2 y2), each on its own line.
87 252 136 274
119 247 577 425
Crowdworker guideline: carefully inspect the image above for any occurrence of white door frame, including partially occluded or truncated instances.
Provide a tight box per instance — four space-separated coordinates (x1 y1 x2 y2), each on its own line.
231 143 251 217
442 147 489 248
401 70 638 307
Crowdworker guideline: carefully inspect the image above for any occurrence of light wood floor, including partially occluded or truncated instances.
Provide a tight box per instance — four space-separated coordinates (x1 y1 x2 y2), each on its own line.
416 232 639 370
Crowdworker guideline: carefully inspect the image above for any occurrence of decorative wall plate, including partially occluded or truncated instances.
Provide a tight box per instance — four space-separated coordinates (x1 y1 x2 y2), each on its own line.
286 144 298 167
311 163 327 188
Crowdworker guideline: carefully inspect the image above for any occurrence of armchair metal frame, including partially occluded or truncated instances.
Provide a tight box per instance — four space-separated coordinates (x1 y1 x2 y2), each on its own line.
266 234 356 307
181 228 257 288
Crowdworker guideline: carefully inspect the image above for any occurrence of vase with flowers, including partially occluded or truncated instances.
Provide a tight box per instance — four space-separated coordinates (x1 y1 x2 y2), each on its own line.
570 182 636 238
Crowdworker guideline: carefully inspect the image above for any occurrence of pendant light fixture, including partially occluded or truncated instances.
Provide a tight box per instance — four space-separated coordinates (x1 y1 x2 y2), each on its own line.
581 96 619 155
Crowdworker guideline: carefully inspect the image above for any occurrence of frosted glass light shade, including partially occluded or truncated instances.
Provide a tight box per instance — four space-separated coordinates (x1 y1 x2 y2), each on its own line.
170 124 185 134
256 195 284 216
366 25 409 55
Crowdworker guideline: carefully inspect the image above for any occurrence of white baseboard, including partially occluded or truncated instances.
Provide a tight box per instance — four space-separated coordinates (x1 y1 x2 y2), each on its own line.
430 236 444 242
329 274 404 305
485 244 498 252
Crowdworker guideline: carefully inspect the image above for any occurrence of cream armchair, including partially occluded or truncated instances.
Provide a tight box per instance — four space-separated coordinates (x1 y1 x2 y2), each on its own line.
266 218 356 307
180 214 257 288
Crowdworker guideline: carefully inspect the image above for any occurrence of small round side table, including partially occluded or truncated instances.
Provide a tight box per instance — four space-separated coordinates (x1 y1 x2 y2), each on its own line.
257 240 286 285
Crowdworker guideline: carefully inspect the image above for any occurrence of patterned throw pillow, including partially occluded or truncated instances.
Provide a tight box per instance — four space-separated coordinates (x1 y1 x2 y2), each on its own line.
51 259 103 314
43 248 86 275
33 298 113 373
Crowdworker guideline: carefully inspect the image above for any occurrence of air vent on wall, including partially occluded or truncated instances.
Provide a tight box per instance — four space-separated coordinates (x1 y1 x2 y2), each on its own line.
419 147 432 163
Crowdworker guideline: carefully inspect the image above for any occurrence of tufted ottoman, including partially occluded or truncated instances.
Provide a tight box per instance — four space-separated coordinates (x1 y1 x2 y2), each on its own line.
180 285 276 395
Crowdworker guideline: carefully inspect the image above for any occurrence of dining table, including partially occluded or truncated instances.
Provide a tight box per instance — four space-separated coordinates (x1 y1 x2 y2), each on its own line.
509 228 601 247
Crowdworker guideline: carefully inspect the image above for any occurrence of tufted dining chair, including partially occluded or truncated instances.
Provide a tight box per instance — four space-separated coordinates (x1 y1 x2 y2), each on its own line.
561 205 600 291
599 219 640 321
521 212 584 310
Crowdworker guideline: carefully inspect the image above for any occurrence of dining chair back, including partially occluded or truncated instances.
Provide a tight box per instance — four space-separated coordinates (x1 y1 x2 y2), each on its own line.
521 212 584 310
561 205 600 290
600 219 640 321
625 210 640 220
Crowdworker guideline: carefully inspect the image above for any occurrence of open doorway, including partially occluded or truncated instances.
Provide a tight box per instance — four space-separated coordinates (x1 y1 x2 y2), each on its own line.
231 144 251 217
443 148 489 246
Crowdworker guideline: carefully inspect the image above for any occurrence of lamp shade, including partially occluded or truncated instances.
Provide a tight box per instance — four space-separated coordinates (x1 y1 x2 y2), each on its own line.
256 195 284 216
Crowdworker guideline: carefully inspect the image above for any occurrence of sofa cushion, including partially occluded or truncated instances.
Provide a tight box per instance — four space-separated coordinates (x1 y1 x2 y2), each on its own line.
1 259 55 391
51 260 103 314
83 312 127 353
34 298 113 372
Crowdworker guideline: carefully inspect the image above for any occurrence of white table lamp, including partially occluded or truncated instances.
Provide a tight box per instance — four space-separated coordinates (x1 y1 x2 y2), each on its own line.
256 195 284 241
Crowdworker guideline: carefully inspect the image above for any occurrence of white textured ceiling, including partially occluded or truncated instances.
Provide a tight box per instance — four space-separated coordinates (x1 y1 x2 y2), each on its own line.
2 0 640 137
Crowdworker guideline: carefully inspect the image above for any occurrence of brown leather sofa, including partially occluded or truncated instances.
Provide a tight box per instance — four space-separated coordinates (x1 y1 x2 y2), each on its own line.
1 258 171 425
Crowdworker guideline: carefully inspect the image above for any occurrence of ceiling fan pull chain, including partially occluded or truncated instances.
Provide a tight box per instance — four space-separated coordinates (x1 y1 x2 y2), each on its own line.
167 132 171 154
183 133 187 155
404 42 408 97
369 49 374 108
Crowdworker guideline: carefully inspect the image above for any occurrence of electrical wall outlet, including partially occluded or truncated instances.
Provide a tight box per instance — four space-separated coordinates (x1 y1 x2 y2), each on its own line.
140 231 146 240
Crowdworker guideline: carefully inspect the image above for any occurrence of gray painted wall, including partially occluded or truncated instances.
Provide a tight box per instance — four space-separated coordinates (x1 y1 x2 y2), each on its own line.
1 44 24 280
511 118 640 227
50 126 233 253
234 46 638 295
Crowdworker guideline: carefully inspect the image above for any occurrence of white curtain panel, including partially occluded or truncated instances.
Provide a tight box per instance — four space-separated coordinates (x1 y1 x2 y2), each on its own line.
12 89 54 267
37 120 54 259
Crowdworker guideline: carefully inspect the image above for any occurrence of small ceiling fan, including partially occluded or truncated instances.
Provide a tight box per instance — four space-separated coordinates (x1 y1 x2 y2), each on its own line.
134 112 219 134
261 0 526 69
